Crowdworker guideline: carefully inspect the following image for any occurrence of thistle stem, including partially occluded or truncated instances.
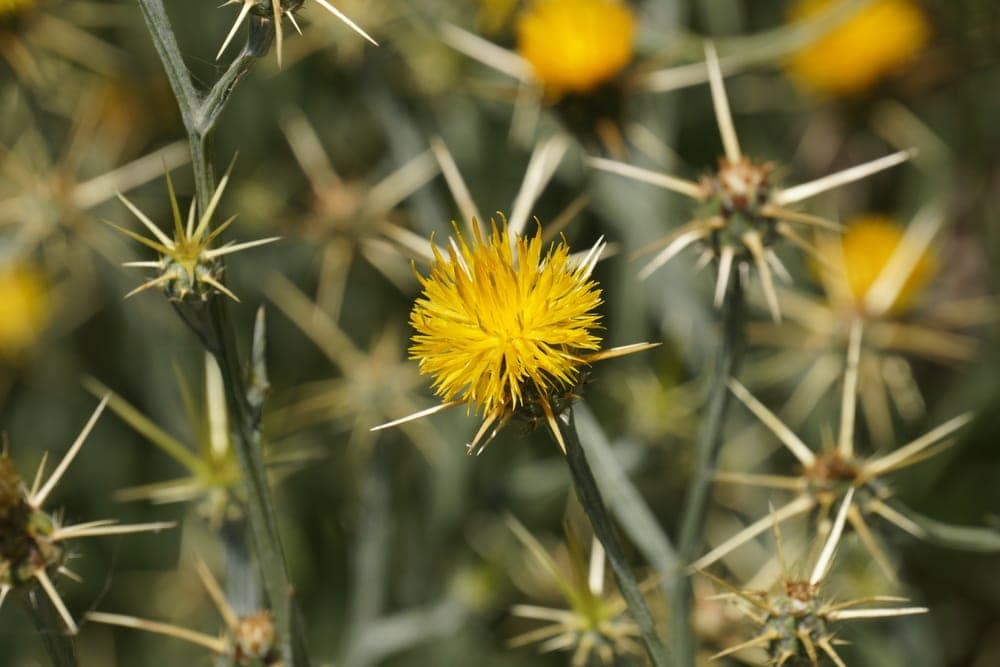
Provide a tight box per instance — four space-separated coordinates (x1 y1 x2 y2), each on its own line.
24 586 78 667
205 295 310 666
670 272 746 667
557 407 671 667
134 2 307 664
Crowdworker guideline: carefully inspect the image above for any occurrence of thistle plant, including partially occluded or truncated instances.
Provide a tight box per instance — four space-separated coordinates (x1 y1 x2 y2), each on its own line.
706 490 928 666
88 559 282 666
5 1 997 665
374 217 668 664
591 44 914 322
217 0 376 67
0 0 121 86
0 397 174 637
110 164 278 302
506 516 644 666
749 209 995 445
692 323 987 580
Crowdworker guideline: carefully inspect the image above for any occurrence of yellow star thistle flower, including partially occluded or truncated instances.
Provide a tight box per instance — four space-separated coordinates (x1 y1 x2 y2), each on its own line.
0 0 33 20
410 219 602 417
217 0 376 68
786 0 930 96
0 397 175 633
818 216 935 317
375 216 655 454
516 0 636 97
0 262 50 362
748 208 993 445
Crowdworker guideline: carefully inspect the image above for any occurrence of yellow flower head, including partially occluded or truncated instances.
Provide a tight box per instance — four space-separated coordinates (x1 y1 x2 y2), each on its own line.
786 0 929 96
820 215 935 315
0 263 50 360
517 0 636 96
410 218 603 419
0 0 33 21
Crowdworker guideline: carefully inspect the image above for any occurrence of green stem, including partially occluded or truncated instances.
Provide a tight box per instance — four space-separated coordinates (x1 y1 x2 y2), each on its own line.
24 586 78 667
669 273 746 667
557 407 671 667
206 296 310 666
136 0 258 209
134 2 306 664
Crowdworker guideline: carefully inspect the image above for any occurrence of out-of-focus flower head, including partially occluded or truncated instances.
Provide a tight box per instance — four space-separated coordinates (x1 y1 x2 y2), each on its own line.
88 559 282 666
0 397 174 633
516 0 635 98
279 109 439 293
705 493 927 665
749 208 994 445
591 45 915 321
217 0 376 68
692 331 975 580
0 261 50 362
506 516 644 665
0 0 122 88
821 215 935 316
786 0 930 96
88 350 316 528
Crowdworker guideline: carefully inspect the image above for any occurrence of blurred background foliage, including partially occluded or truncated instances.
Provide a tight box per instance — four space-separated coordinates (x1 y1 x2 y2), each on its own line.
1 0 999 665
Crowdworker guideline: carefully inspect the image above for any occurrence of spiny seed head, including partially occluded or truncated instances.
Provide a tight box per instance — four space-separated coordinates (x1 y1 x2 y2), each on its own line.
707 157 777 216
787 0 930 96
517 0 635 96
0 458 63 586
113 166 278 304
700 157 780 257
409 216 603 419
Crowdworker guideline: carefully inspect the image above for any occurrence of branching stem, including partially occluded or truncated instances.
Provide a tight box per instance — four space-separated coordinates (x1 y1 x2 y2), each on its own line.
134 2 308 664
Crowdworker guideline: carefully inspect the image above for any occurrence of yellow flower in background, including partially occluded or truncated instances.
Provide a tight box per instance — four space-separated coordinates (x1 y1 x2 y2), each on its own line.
517 0 636 96
0 0 33 20
410 219 603 419
0 263 50 360
787 0 930 96
820 215 936 316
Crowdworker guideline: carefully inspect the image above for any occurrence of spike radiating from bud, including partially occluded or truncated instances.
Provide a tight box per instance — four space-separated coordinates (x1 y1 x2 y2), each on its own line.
1 397 175 633
110 162 279 304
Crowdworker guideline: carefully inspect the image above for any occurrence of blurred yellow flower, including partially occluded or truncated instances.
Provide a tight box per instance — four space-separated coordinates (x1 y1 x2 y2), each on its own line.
820 215 936 315
410 219 603 419
0 263 50 360
0 0 32 18
787 0 929 95
517 0 635 96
